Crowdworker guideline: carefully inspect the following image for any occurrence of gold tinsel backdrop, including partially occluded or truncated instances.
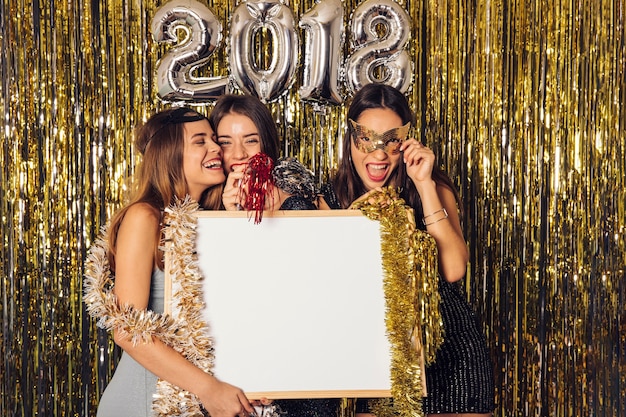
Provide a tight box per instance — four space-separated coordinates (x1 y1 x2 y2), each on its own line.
0 0 624 416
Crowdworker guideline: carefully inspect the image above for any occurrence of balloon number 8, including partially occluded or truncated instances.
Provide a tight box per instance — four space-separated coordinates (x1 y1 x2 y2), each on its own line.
151 0 413 105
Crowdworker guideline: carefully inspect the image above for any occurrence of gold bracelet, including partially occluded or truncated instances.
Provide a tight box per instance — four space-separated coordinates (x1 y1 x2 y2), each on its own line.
423 208 448 226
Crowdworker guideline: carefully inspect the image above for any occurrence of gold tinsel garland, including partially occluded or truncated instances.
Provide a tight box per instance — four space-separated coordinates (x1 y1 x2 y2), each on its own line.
153 197 216 415
82 230 181 346
353 187 444 417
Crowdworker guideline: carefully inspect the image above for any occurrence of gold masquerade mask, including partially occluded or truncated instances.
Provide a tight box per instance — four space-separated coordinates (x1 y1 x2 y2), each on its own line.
348 119 411 154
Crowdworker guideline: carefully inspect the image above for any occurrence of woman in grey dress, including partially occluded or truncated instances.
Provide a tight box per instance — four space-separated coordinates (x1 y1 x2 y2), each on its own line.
93 107 255 417
96 269 165 416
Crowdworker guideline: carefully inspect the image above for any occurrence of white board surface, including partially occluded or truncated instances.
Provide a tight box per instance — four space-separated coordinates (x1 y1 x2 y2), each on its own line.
167 210 392 399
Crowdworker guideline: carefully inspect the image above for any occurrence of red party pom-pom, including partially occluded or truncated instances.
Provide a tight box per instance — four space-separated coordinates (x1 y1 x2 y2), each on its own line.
240 153 275 224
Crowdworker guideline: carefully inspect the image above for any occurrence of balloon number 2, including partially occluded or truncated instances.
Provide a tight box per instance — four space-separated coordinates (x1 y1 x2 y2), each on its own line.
151 0 413 104
151 0 229 102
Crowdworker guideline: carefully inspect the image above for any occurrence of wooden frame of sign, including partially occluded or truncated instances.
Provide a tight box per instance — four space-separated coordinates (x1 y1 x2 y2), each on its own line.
164 210 391 399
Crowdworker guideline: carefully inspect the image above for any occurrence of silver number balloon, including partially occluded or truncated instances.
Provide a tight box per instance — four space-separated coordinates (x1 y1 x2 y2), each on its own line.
152 0 228 103
299 0 345 105
346 0 413 95
229 0 300 102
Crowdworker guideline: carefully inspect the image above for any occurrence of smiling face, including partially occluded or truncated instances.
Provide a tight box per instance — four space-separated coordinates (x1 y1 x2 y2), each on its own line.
215 113 262 173
350 107 404 191
182 119 225 201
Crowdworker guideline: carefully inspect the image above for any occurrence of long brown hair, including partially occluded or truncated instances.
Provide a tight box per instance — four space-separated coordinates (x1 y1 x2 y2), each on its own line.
331 83 461 222
106 107 222 271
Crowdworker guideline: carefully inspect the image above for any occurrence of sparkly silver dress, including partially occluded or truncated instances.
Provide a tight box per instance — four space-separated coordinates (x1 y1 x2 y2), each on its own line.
96 269 164 417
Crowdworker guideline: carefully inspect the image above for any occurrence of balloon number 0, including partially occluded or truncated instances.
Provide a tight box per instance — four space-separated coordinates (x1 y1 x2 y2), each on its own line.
151 0 413 104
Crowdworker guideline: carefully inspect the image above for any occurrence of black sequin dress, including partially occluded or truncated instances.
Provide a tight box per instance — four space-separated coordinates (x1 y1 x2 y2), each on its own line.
279 195 317 210
420 279 495 414
274 399 340 417
321 184 495 414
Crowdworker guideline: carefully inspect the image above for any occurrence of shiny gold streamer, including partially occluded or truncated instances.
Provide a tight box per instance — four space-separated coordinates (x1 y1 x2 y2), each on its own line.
353 187 443 417
423 0 626 414
155 198 217 416
1 0 625 416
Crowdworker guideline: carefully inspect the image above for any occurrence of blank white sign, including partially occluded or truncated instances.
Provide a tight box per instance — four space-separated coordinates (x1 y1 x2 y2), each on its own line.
167 210 391 399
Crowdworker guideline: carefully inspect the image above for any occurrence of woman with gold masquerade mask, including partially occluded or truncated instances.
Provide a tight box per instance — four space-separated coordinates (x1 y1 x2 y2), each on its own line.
320 83 495 417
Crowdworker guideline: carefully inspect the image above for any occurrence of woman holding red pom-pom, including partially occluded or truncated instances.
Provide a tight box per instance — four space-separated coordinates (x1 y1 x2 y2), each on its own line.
209 95 338 417
209 94 318 221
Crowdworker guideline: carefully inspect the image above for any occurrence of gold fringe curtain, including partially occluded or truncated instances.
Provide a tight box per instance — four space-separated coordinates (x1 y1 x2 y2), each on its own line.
0 0 624 416
422 1 625 414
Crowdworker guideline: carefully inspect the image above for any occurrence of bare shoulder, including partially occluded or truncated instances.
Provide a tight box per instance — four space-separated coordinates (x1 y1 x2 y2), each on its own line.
120 202 161 232
125 201 160 217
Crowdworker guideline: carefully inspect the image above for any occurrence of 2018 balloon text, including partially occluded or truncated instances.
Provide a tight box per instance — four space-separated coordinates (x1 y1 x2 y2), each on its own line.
152 0 413 104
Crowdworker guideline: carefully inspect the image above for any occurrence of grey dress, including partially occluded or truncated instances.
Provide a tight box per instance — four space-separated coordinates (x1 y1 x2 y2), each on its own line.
96 269 165 417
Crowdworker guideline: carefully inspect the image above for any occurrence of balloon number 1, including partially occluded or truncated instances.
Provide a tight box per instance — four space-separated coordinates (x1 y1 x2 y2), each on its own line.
151 0 413 104
299 0 345 105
